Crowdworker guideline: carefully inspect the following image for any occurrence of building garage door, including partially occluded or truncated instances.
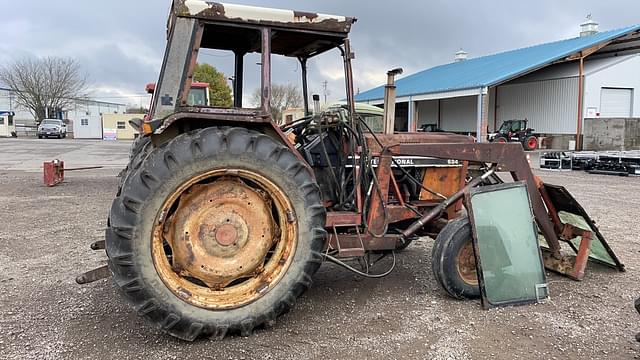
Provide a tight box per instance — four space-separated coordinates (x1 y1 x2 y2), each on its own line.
600 88 632 117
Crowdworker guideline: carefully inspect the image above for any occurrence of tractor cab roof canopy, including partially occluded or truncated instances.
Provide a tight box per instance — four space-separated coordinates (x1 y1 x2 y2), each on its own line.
171 0 357 58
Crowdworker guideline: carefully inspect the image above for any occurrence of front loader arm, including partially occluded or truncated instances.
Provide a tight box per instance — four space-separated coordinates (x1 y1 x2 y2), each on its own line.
393 142 562 259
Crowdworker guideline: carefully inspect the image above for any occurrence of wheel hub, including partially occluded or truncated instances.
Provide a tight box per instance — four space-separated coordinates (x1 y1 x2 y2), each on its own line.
168 179 276 289
456 241 479 286
214 223 238 247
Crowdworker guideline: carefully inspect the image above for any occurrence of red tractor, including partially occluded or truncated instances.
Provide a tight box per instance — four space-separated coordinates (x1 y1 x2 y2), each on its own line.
489 119 539 151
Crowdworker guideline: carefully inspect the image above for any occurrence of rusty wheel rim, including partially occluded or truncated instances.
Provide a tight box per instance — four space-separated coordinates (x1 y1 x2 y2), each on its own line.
456 241 478 286
151 169 297 310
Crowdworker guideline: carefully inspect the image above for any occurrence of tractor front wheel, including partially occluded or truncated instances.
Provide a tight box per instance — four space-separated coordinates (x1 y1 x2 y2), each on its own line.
106 127 326 340
431 216 480 299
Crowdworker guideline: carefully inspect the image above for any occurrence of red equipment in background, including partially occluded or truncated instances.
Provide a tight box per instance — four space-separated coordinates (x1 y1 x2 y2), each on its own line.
43 159 103 187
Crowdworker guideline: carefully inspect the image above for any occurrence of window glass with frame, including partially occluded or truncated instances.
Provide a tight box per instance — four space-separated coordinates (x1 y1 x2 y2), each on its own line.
469 182 548 308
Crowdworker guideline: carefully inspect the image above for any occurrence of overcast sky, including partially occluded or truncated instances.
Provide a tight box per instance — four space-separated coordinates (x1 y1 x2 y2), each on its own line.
1 0 639 107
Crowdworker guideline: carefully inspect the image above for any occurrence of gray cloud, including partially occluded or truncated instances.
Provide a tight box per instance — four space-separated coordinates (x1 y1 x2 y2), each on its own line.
2 0 639 106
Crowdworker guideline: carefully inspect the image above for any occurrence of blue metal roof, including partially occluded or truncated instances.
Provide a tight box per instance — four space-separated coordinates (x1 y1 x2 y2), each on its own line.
355 25 640 102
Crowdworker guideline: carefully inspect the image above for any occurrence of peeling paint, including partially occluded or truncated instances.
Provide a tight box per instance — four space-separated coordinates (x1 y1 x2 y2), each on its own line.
180 0 351 30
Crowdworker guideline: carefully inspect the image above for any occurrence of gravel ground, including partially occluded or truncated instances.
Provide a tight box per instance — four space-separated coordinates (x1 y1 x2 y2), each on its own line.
0 139 639 359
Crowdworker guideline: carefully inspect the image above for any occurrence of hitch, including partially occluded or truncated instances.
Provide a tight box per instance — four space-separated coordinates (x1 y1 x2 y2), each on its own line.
43 159 103 187
76 239 110 284
76 265 111 285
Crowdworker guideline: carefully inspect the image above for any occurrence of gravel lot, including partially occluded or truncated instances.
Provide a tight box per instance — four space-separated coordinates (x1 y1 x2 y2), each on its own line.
1 138 639 359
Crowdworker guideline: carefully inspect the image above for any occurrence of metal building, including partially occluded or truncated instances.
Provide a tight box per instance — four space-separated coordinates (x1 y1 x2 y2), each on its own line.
355 21 640 149
68 99 127 139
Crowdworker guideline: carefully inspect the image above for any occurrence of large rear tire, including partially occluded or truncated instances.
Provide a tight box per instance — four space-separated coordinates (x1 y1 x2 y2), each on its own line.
117 136 153 194
106 127 326 340
431 216 480 299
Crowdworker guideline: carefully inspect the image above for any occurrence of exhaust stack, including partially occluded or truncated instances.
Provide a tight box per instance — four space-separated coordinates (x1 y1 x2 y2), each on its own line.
312 94 321 115
383 68 403 135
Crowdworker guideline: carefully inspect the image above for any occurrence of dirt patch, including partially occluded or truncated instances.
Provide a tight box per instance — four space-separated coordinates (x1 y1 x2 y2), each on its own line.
0 169 639 359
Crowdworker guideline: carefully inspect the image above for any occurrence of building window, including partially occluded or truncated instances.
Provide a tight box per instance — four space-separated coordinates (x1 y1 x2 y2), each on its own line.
117 121 126 129
0 117 4 125
81 119 89 126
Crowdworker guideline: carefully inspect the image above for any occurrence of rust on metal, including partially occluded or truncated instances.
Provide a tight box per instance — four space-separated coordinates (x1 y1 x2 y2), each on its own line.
395 142 563 259
326 211 362 227
456 241 478 286
180 23 204 107
367 154 393 235
151 169 298 310
327 233 399 256
419 167 463 201
402 169 495 239
169 180 275 288
364 132 474 153
173 1 356 34
43 160 104 187
76 265 111 285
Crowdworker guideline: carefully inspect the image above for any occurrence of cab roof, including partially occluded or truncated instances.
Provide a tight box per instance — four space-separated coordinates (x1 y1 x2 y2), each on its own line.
173 1 356 35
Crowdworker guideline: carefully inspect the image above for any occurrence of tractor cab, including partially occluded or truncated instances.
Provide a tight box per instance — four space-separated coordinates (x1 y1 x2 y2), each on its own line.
143 0 356 135
498 119 529 135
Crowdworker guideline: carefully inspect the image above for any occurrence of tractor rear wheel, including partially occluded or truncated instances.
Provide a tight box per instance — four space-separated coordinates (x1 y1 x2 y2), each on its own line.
524 135 538 151
106 127 326 340
431 216 480 299
116 136 153 195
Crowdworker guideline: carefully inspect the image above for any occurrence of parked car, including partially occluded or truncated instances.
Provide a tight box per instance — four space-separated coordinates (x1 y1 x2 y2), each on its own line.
38 119 67 139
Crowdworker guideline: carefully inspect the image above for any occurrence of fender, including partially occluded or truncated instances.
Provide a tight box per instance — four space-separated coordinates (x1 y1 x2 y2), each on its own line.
143 109 311 172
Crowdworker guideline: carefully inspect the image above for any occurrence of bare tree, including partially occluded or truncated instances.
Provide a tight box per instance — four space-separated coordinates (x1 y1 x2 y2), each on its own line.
251 83 303 121
0 57 87 122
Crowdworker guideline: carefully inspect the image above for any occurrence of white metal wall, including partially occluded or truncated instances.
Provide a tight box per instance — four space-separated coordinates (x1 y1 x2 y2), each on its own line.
496 77 579 134
584 54 640 118
439 96 477 132
70 101 126 138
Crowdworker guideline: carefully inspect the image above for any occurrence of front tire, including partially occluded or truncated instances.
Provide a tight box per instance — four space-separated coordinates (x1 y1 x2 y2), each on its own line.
431 216 480 299
106 127 326 340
